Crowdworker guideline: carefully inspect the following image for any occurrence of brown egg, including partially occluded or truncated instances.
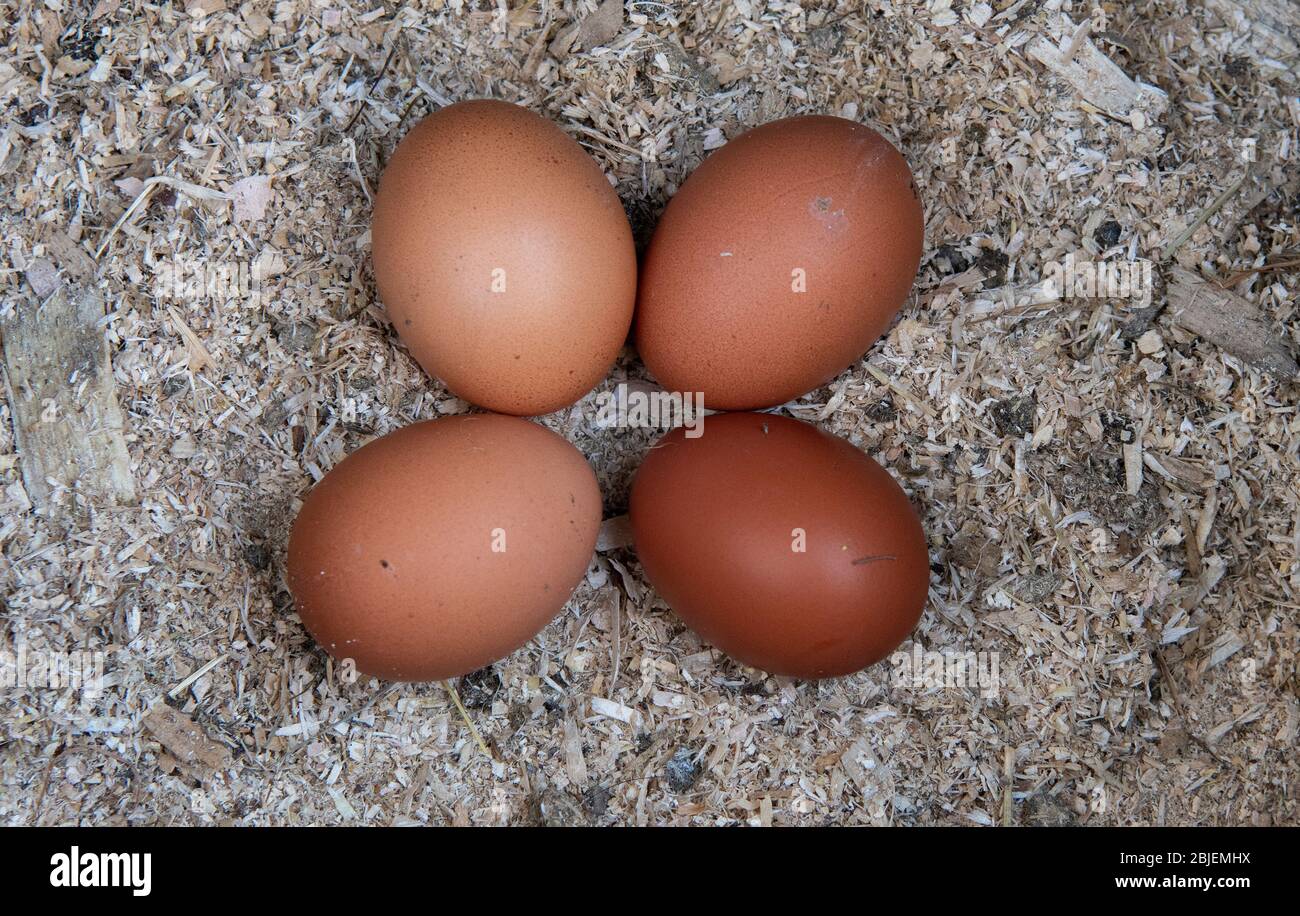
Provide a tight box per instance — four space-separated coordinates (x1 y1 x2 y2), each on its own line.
636 116 923 410
287 415 601 681
371 100 636 416
629 413 929 679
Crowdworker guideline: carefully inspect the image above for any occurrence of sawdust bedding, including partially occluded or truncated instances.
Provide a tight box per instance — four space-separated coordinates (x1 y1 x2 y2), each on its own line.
1 0 1297 826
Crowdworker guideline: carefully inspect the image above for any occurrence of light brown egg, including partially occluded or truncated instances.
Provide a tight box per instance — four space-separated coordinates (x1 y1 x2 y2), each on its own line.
635 116 924 410
287 415 601 681
629 413 929 679
371 100 636 416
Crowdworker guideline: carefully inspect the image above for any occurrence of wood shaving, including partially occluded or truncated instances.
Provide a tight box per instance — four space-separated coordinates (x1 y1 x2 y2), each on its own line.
1 0 1296 827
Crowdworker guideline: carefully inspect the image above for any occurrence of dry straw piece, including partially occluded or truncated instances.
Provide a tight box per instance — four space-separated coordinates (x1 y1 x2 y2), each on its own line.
0 0 1296 826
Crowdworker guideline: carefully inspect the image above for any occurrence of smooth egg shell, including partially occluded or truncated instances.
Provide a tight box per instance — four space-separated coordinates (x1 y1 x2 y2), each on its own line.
629 413 929 679
635 116 923 410
288 414 601 681
372 100 636 416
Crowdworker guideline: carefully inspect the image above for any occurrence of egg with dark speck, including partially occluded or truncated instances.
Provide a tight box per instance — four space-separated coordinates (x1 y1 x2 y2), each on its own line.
636 116 923 410
288 415 601 681
629 413 929 679
372 100 636 416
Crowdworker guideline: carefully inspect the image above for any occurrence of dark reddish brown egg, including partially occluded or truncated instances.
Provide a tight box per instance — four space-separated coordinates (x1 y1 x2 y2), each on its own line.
288 415 601 681
371 100 636 416
629 413 929 678
635 116 923 410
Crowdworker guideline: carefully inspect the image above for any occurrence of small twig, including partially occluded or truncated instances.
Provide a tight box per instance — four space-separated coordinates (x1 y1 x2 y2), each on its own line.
95 176 230 261
1161 171 1249 261
30 740 62 826
343 137 372 204
168 652 229 700
445 679 496 763
343 40 400 132
394 90 426 133
1215 256 1300 288
1000 745 1016 826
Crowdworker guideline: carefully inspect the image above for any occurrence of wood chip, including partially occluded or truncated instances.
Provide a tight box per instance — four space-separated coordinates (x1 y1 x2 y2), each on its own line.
3 234 135 514
1165 267 1299 378
1123 441 1143 496
143 703 232 772
167 306 215 372
596 514 633 551
563 717 589 788
1028 17 1168 121
590 696 641 727
576 0 624 51
230 174 273 223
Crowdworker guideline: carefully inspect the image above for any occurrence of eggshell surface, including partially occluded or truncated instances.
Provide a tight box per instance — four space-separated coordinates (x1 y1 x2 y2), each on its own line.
635 116 923 410
371 100 636 415
287 414 601 681
629 413 929 678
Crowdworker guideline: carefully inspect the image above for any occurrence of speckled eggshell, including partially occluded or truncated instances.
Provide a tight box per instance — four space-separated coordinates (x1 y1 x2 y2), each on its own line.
635 116 923 410
371 100 636 416
629 413 929 679
287 414 601 681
